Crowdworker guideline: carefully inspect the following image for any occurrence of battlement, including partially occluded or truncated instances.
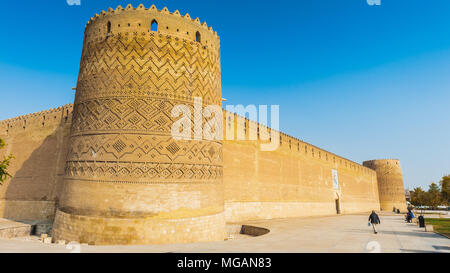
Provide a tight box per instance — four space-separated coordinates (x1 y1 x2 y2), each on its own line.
363 159 402 169
84 4 220 51
363 159 400 163
0 104 73 135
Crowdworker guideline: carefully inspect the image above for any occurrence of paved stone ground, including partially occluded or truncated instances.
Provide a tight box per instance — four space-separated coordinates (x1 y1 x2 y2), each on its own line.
0 213 449 253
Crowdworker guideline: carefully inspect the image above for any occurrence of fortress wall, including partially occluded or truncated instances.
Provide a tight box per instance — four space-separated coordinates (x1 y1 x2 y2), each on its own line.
0 105 73 220
0 107 381 223
223 114 380 222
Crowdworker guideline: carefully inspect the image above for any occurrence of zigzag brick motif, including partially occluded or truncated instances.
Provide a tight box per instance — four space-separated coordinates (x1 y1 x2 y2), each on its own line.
65 161 222 184
71 97 204 135
65 134 222 171
68 23 223 183
75 33 221 105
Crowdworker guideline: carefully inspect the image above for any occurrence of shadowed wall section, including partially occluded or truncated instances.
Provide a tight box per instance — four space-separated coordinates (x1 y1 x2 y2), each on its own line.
0 105 73 220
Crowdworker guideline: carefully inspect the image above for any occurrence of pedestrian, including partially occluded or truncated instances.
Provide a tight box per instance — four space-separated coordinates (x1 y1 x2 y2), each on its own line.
409 210 415 223
368 210 381 234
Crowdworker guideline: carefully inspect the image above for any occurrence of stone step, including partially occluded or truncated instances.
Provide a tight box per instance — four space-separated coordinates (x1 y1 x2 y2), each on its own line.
0 219 32 238
0 219 53 238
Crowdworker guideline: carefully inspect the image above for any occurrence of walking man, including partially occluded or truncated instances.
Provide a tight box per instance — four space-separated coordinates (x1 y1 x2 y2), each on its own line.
368 210 381 234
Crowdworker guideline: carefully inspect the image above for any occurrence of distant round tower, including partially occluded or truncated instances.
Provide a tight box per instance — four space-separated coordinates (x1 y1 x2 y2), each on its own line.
363 159 407 212
52 4 224 245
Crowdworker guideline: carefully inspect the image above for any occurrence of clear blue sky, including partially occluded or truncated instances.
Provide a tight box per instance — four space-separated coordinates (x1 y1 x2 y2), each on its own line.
0 0 449 190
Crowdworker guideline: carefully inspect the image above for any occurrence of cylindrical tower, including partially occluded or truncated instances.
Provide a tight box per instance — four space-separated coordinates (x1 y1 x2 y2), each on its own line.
52 4 224 245
363 159 407 213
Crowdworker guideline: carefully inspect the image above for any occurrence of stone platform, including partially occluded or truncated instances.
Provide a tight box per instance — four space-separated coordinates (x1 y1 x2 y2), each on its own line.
0 219 32 238
0 219 52 239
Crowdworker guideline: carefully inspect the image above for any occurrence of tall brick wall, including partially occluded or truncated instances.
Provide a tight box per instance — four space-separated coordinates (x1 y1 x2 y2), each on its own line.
222 113 380 222
0 105 73 220
0 106 382 241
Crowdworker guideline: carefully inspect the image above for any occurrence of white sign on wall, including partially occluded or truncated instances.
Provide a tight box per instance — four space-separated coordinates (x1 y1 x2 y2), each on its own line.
332 169 339 190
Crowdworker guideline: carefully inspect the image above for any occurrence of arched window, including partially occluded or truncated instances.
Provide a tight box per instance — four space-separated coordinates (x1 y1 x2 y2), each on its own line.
195 31 201 43
107 21 111 33
151 20 158 32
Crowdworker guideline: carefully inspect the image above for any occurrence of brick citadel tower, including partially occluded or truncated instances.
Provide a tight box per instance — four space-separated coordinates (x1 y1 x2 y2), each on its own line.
0 4 407 245
51 4 225 245
363 159 407 212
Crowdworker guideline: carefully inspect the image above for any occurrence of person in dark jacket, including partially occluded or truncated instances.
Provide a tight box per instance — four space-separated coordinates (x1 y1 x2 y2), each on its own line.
406 210 414 223
368 210 381 234
406 210 412 223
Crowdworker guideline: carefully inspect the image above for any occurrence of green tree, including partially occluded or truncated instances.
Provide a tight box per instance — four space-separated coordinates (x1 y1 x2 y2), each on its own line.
426 182 442 209
410 187 427 206
0 138 13 185
440 175 450 205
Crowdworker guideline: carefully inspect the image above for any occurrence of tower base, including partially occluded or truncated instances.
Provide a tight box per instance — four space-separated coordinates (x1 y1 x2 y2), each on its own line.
380 202 407 213
52 210 226 245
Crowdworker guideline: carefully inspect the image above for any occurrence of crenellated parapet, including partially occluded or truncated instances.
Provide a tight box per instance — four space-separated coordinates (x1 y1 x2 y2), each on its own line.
84 4 220 52
0 104 73 135
222 110 377 177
